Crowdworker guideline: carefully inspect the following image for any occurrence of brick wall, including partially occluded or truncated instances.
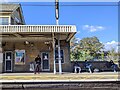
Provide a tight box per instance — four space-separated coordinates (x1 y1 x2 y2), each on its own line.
2 40 71 72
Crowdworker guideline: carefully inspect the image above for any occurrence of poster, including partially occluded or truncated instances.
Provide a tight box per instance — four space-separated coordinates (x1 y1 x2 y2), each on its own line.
15 50 25 65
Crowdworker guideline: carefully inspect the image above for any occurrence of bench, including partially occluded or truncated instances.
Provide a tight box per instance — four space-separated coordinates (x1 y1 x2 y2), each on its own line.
71 61 120 73
74 66 81 73
101 62 119 72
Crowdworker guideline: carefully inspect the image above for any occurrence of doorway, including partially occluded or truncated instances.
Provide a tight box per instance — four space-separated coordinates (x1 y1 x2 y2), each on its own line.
41 52 50 71
4 51 13 72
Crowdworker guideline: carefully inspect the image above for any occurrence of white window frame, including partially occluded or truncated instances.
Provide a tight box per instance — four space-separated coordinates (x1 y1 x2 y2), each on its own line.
41 52 50 71
4 51 13 72
0 16 11 25
55 49 65 64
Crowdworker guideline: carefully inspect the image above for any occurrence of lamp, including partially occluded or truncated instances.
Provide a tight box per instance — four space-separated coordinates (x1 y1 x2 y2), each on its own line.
24 41 29 45
31 43 34 47
45 41 51 50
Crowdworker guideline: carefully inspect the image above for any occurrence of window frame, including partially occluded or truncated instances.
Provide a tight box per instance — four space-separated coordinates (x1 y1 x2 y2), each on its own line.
0 16 11 25
55 49 65 64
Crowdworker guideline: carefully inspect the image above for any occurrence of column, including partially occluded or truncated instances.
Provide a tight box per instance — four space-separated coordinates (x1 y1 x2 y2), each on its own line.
52 33 56 74
0 41 2 73
58 34 62 74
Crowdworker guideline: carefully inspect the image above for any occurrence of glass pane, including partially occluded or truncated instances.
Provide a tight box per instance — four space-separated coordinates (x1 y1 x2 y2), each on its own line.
42 53 49 70
6 61 11 71
43 60 49 69
0 17 9 25
55 50 64 63
6 52 12 60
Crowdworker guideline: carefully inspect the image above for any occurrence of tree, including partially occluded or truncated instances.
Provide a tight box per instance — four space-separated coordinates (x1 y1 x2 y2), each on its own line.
70 36 104 61
80 50 93 60
78 36 104 59
70 36 79 61
107 48 117 61
70 36 78 50
101 51 105 60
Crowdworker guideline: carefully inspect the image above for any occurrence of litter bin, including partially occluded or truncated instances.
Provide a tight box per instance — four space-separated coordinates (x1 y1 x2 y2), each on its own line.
29 62 35 71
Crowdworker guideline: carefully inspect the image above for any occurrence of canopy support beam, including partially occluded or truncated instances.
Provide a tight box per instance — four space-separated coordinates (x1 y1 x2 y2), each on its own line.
52 33 56 74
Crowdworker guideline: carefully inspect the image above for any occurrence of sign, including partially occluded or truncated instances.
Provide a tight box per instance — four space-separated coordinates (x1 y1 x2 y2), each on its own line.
15 50 25 65
55 49 64 63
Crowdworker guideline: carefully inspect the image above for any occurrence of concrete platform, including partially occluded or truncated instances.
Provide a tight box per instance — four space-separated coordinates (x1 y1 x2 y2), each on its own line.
0 72 119 81
0 72 120 90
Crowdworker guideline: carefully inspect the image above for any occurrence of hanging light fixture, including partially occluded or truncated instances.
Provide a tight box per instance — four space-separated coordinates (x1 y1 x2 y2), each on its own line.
55 0 59 25
25 41 29 45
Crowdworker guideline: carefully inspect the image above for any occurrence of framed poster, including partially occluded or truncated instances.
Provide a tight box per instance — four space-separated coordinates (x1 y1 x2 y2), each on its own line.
15 50 25 65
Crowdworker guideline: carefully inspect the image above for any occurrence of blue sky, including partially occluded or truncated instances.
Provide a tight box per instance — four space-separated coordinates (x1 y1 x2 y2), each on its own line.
20 2 118 50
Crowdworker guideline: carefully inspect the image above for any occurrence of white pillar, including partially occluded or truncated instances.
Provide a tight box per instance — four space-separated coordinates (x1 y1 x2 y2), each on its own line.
0 47 3 73
52 33 56 74
53 42 56 74
56 19 59 25
58 35 62 74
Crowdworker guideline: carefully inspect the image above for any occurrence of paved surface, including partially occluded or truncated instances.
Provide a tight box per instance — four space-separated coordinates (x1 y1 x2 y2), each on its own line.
1 72 119 75
0 72 119 82
1 72 120 90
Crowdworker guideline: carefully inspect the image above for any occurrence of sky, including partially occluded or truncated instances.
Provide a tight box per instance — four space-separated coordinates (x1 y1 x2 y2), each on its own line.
20 2 119 51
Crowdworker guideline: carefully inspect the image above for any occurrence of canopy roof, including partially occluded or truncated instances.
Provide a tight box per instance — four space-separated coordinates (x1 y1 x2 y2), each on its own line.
0 25 76 42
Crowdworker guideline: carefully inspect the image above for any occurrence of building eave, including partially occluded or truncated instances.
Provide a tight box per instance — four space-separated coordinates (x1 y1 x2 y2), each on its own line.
0 25 77 42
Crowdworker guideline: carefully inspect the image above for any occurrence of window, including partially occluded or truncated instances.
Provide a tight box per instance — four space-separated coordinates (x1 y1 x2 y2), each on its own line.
11 18 14 25
55 49 64 63
0 17 9 25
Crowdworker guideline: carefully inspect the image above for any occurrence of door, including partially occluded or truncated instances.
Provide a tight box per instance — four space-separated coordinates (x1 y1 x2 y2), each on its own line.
41 52 50 71
5 51 12 72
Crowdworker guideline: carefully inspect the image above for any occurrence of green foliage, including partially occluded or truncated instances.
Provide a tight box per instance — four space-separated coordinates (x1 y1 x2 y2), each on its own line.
79 36 103 57
70 36 104 61
107 48 118 61
101 51 105 60
79 50 94 61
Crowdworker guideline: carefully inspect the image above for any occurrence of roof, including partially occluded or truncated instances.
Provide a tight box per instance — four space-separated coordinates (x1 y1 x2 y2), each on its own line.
0 3 20 12
0 25 77 42
0 3 25 25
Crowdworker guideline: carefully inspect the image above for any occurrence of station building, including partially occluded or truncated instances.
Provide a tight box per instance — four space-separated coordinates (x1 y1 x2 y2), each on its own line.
0 3 76 73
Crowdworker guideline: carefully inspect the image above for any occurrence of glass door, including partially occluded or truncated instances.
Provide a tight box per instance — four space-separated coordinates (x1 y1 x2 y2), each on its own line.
5 51 12 72
41 52 50 71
